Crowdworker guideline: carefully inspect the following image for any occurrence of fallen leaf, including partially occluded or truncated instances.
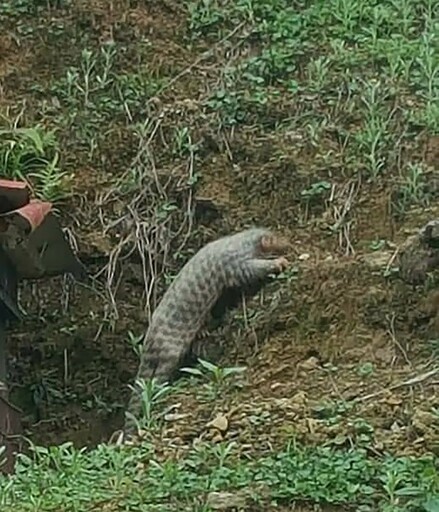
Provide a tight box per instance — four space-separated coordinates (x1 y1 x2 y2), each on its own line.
206 413 229 433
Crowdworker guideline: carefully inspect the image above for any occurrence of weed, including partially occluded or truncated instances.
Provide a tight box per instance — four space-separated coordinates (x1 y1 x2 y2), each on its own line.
369 239 387 251
126 330 144 358
301 180 332 203
181 358 246 398
0 0 37 17
48 44 166 156
357 362 375 377
0 125 71 202
393 162 431 216
380 468 430 511
124 378 172 432
190 0 437 190
211 441 236 469
172 126 199 157
312 398 353 425
354 79 393 179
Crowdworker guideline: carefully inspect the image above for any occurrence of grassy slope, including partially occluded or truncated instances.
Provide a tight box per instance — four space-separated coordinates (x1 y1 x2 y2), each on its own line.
0 0 439 510
0 439 438 511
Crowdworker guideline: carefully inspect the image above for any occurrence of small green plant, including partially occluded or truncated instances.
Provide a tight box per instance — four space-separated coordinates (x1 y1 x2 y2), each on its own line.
126 330 144 358
211 441 236 469
0 125 71 202
357 362 375 377
124 378 172 431
369 239 387 251
188 0 225 36
307 56 331 91
0 0 39 17
312 398 353 425
427 339 439 358
380 468 426 511
181 358 246 397
49 43 165 156
61 45 116 107
393 162 430 216
206 89 245 126
301 180 332 201
274 264 299 284
355 79 392 179
172 126 200 157
349 417 375 447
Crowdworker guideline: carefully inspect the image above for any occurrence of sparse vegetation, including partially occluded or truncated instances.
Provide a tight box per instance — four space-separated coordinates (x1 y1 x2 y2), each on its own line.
1 0 439 510
125 378 173 432
0 122 71 202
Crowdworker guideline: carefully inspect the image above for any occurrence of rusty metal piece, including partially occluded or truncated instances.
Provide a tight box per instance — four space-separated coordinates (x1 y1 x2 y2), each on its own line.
0 179 88 474
0 179 30 214
0 193 87 281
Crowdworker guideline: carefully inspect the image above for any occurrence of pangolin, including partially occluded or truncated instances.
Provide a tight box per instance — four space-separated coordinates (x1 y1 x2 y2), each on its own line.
124 227 290 434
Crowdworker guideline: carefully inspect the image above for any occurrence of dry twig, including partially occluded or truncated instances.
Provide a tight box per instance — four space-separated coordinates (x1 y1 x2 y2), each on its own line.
354 367 439 403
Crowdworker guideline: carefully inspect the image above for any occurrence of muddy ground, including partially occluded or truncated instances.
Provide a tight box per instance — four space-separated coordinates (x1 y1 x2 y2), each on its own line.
1 0 439 468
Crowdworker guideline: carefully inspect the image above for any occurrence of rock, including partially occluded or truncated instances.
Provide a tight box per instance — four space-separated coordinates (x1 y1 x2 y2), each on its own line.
299 356 320 370
206 491 247 510
362 251 393 270
164 413 190 422
206 413 229 433
412 409 438 432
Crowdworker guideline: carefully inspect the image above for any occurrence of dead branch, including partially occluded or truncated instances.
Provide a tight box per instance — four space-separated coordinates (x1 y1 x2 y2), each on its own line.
354 367 439 403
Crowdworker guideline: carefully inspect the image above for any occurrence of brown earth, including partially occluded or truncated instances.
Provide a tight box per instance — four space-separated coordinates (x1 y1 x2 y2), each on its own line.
1 0 438 492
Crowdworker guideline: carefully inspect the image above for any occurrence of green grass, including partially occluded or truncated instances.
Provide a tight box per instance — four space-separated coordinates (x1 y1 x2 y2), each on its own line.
1 439 438 511
39 43 167 160
189 0 438 213
1 45 166 175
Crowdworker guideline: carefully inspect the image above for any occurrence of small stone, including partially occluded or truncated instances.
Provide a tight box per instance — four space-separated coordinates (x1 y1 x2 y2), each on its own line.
385 395 402 406
300 356 320 370
206 413 229 433
207 491 247 510
164 413 190 422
